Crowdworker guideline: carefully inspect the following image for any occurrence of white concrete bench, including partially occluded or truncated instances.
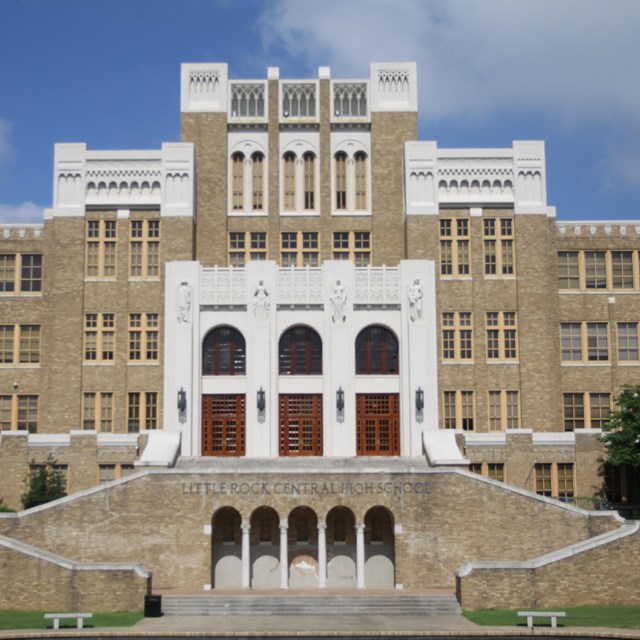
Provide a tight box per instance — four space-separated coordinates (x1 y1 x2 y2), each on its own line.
44 613 93 629
518 611 566 628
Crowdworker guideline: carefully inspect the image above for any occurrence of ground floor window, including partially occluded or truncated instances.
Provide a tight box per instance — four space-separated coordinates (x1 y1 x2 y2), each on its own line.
279 394 323 456
356 394 400 456
202 394 246 456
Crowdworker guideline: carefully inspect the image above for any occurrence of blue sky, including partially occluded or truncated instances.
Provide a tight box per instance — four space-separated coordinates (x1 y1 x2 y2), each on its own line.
1 0 639 223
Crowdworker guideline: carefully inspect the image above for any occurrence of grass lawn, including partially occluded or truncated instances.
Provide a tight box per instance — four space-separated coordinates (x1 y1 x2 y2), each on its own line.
464 606 640 629
0 610 144 630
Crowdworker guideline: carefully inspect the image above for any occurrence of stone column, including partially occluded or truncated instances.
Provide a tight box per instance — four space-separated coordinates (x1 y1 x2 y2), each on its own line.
356 523 366 589
318 523 327 589
279 521 289 589
241 522 251 589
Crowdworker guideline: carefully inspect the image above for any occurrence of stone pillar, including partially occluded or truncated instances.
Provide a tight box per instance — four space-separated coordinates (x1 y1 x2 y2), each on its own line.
279 521 289 589
318 523 327 589
356 523 366 589
241 522 251 589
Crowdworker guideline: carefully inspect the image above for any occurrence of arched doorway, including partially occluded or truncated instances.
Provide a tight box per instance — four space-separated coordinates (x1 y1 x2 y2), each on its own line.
249 506 280 589
364 506 395 588
288 506 318 588
211 507 242 589
326 506 357 588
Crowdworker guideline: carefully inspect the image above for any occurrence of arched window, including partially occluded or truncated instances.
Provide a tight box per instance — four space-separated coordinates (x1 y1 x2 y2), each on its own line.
283 152 296 210
335 152 347 210
354 151 367 210
203 326 246 375
279 326 322 375
355 325 398 374
231 153 245 211
251 152 264 211
303 152 316 211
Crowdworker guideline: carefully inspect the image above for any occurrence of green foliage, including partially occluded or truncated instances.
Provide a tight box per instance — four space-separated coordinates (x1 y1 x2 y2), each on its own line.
0 498 16 513
601 386 640 469
0 610 143 630
464 606 640 629
20 455 67 510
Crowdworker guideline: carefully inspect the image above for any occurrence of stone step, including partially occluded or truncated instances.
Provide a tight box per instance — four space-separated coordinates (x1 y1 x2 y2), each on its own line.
161 594 461 616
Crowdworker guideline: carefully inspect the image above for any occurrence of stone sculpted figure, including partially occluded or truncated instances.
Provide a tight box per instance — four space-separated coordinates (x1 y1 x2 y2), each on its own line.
253 280 270 322
177 281 192 324
408 278 423 322
330 279 347 323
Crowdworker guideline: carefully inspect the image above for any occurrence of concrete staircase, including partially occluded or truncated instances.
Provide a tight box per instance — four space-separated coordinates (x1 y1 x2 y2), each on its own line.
161 593 461 616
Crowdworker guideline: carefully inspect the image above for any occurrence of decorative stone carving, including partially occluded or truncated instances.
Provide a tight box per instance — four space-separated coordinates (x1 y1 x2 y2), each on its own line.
253 280 270 322
177 281 192 324
408 278 423 322
330 280 347 323
230 82 266 119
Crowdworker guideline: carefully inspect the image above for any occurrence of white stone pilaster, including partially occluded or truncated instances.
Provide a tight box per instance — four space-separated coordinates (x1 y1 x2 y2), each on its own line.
318 523 327 589
279 521 289 589
241 522 251 589
356 523 365 589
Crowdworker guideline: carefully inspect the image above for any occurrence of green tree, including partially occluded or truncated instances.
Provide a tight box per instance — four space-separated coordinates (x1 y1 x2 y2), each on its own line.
601 386 640 469
20 455 67 509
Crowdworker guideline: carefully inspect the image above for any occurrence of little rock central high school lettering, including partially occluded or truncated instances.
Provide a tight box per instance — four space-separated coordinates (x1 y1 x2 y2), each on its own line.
181 480 431 497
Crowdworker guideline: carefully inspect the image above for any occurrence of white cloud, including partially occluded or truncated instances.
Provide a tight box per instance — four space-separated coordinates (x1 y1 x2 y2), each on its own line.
258 0 640 124
0 202 44 224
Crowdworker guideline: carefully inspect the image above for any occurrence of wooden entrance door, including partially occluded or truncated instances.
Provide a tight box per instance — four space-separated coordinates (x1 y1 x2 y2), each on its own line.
279 394 323 456
202 394 245 456
356 394 399 455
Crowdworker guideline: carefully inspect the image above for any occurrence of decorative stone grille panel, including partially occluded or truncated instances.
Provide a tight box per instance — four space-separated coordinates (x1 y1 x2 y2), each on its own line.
333 82 368 119
355 267 400 305
201 268 246 306
189 70 221 104
278 267 323 306
230 82 266 120
281 83 317 120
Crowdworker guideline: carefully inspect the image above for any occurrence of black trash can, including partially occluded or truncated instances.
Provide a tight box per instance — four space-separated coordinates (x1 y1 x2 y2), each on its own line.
144 594 162 617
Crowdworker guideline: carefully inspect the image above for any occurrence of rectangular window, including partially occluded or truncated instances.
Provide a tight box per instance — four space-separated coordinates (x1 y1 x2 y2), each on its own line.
618 322 639 361
0 325 40 365
486 312 518 360
557 251 580 289
563 392 610 430
86 219 116 278
283 154 296 210
442 390 474 430
127 392 158 432
332 231 371 266
535 463 552 496
440 218 470 276
536 462 574 500
83 392 113 432
561 322 609 363
442 312 473 361
229 232 267 265
0 254 43 293
0 394 38 432
484 217 514 276
280 231 319 267
84 313 115 363
488 390 520 430
611 251 634 289
584 251 607 289
128 313 159 362
130 219 160 278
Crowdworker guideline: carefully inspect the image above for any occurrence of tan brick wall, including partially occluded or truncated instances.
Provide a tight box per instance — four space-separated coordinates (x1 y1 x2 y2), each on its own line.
0 468 623 592
458 526 640 610
0 544 149 611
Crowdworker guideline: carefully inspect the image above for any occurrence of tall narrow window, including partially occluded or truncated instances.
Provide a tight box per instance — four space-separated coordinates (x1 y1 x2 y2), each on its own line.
557 251 580 289
440 219 470 276
86 220 116 278
283 152 296 210
335 152 347 210
354 152 367 210
128 313 159 362
84 313 115 362
127 392 158 432
232 153 245 211
251 152 264 211
303 152 316 211
130 219 160 278
618 322 639 361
